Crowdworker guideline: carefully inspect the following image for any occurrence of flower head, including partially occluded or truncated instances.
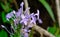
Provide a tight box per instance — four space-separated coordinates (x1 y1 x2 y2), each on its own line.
6 2 42 37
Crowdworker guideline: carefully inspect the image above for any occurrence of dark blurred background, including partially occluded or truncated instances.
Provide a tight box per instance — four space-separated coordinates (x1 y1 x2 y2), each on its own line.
0 0 57 37
0 0 57 30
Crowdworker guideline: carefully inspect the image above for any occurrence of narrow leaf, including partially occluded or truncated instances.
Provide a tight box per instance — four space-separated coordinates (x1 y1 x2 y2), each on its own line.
39 0 55 22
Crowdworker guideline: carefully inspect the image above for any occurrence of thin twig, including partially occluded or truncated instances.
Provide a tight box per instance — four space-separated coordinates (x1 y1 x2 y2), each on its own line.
33 24 55 37
23 0 30 15
55 0 60 27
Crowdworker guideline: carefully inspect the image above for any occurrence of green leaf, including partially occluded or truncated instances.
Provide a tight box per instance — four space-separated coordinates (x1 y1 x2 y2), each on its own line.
0 3 12 12
55 28 60 35
47 27 56 34
8 0 13 3
1 12 7 23
39 0 55 22
0 29 8 37
56 35 60 37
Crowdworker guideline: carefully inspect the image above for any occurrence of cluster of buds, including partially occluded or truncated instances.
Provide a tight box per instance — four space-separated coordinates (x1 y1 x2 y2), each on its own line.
2 2 42 37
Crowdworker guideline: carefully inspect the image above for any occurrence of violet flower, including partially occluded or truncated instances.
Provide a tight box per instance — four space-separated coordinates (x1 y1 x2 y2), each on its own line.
6 10 15 21
30 13 37 24
35 10 42 23
16 2 24 17
24 33 28 37
5 2 42 37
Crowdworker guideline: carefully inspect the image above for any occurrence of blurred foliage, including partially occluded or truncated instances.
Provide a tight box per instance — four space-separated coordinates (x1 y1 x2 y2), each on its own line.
47 26 60 37
1 12 8 23
8 17 22 37
56 35 60 37
0 0 13 23
47 26 57 34
12 24 22 37
0 0 13 12
0 2 12 12
47 22 60 37
0 0 60 37
39 0 55 22
0 29 8 37
39 0 60 37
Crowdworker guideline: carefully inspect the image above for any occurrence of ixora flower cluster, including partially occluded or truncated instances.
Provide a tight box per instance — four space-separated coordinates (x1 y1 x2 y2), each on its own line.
1 2 42 37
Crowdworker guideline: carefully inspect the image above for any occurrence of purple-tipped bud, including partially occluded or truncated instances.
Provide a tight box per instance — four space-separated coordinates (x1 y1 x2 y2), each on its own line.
6 10 15 21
